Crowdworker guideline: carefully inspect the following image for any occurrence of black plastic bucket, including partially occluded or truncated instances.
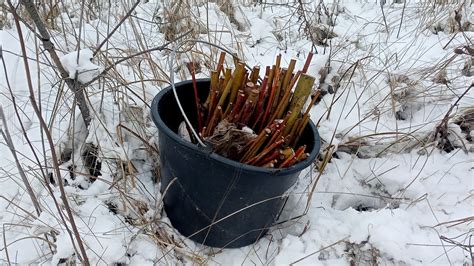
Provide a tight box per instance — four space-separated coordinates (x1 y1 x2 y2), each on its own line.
151 79 320 248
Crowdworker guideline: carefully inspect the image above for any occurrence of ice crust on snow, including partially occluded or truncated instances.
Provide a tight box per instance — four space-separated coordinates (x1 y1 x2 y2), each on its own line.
60 49 102 83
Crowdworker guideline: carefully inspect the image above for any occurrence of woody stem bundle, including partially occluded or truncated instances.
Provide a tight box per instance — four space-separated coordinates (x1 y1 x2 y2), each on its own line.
194 53 318 168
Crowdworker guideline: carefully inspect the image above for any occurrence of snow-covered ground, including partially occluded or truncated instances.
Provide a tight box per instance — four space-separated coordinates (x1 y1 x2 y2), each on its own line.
0 0 473 265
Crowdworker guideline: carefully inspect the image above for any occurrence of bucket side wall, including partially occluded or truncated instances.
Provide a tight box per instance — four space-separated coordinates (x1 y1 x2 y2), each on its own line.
151 79 320 248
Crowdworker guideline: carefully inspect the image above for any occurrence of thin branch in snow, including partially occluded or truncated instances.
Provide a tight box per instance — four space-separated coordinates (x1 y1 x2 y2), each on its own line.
290 237 349 265
0 106 42 217
18 0 92 128
93 0 141 56
8 0 90 264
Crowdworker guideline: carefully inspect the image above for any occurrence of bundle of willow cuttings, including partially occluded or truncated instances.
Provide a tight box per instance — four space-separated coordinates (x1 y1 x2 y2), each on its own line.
188 53 320 168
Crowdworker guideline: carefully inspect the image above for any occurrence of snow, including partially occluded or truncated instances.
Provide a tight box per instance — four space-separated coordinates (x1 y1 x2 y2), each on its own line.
1 0 473 265
60 49 102 83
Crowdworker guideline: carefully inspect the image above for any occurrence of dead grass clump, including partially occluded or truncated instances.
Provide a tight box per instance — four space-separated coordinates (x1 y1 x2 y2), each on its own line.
160 0 201 42
0 3 12 29
345 240 381 266
433 84 473 153
337 134 427 159
37 1 60 29
388 74 424 121
216 0 249 32
295 0 340 49
430 4 473 34
461 57 473 77
81 143 102 181
308 24 337 46
453 107 474 143
345 240 405 266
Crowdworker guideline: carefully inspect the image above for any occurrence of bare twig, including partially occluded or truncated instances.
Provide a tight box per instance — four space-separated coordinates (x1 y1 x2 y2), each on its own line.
2 224 11 266
0 107 42 217
8 2 90 263
82 30 193 87
380 0 389 34
93 0 141 56
432 84 473 144
397 0 407 38
19 0 92 128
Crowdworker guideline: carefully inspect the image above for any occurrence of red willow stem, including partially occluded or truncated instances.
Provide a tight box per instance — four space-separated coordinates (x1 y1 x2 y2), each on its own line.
241 128 270 162
246 137 286 165
230 91 246 122
216 51 226 75
257 149 282 167
261 68 281 128
206 106 222 136
189 62 202 132
302 52 314 74
251 75 269 128
280 145 306 168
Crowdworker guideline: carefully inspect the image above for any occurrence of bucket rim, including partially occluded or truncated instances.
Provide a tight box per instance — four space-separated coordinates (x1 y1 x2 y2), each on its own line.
150 79 321 175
